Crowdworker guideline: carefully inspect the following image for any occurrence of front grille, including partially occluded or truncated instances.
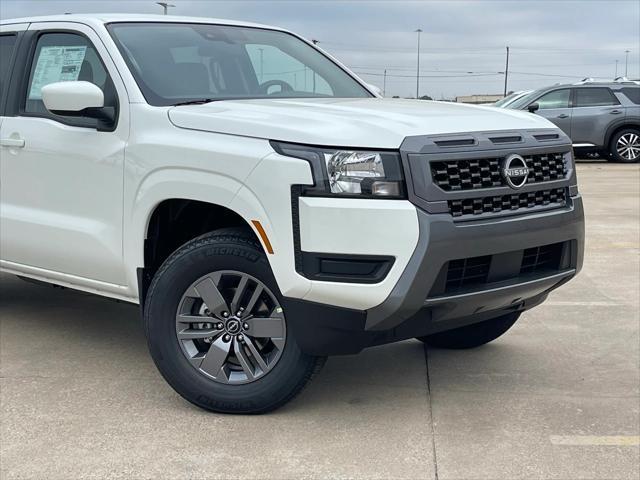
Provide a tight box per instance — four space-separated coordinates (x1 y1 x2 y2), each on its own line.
431 152 567 191
445 255 491 291
520 243 563 275
449 188 566 218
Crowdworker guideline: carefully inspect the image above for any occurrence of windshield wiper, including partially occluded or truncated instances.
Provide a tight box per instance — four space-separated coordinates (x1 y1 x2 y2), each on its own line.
171 98 218 107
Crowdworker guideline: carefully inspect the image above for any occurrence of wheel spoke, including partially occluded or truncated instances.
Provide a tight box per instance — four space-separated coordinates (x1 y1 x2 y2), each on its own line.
242 284 263 317
230 275 249 314
194 276 228 316
176 314 210 324
233 338 256 380
244 317 285 338
177 327 220 340
243 336 269 373
199 336 231 378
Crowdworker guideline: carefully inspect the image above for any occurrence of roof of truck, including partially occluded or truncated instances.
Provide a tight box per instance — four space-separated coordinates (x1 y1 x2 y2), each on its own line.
0 13 281 31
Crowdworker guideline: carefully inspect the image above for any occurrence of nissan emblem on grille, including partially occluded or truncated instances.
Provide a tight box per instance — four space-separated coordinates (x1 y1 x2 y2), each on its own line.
502 154 530 189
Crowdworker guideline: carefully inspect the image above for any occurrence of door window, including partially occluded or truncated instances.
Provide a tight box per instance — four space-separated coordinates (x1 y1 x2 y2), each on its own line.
535 89 570 109
23 32 117 125
0 34 17 103
574 87 620 107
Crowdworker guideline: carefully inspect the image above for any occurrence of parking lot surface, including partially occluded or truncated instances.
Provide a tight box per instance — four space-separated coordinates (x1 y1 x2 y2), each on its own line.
1 162 639 480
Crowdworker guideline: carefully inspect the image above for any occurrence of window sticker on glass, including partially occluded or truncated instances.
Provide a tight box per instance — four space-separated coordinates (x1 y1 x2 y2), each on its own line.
28 46 87 99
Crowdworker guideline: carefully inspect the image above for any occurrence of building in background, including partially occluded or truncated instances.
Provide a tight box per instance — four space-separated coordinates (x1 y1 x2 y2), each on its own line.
456 94 504 104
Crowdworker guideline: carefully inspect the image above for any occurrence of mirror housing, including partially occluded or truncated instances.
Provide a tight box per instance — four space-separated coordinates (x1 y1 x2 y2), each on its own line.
42 81 104 113
527 102 540 113
41 81 115 130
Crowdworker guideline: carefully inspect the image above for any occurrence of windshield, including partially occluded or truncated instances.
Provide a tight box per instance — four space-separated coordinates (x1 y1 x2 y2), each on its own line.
108 22 372 106
505 90 541 110
493 92 520 107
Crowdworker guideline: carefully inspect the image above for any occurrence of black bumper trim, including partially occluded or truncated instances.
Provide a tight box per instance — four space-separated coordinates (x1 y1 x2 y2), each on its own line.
366 196 584 331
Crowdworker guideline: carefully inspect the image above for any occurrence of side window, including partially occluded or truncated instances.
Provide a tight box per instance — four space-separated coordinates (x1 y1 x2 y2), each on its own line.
535 89 570 109
24 32 116 122
574 88 620 107
0 34 17 102
621 87 640 105
245 44 333 96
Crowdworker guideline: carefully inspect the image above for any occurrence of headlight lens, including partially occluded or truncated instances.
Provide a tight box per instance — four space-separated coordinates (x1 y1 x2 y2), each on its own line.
271 141 405 198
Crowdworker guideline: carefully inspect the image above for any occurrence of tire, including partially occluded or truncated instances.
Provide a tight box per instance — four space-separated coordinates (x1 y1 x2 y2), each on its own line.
417 312 521 349
143 228 326 414
609 128 640 163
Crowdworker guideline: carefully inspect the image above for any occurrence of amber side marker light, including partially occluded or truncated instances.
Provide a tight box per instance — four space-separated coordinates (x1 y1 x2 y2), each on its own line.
251 220 274 254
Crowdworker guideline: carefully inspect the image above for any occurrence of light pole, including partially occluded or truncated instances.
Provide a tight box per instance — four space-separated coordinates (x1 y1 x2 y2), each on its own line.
415 29 422 99
503 46 510 97
625 50 630 77
156 2 175 14
615 59 619 78
383 69 387 97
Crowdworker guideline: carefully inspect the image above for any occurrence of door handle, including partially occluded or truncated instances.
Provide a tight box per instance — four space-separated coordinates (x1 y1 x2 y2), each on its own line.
610 110 623 114
0 138 25 148
557 114 569 119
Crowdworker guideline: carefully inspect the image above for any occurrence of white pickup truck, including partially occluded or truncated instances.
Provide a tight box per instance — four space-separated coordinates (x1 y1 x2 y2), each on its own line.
0 14 584 413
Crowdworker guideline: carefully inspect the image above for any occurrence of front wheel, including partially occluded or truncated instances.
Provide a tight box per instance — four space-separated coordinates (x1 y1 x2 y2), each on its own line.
144 229 325 414
417 312 521 349
609 128 640 163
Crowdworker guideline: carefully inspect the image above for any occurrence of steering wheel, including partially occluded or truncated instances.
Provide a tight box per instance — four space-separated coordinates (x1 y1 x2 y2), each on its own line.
258 80 294 95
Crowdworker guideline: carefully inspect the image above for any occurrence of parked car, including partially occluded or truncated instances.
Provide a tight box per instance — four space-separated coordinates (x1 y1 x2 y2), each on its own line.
503 82 640 162
0 14 584 413
493 90 532 108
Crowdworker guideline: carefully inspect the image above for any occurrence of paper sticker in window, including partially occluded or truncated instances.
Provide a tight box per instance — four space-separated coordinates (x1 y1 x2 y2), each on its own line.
28 45 87 99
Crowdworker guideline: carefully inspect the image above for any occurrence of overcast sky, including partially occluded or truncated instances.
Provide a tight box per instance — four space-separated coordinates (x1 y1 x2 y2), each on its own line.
2 0 639 98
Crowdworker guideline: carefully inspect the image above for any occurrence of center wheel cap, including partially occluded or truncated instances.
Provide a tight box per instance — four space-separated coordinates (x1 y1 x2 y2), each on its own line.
225 318 242 335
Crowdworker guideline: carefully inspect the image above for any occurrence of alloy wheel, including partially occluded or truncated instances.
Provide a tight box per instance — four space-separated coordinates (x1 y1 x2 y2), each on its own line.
175 271 286 385
616 133 640 161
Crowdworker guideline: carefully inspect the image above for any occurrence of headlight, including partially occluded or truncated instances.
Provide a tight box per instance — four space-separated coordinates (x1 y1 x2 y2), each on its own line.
271 141 405 198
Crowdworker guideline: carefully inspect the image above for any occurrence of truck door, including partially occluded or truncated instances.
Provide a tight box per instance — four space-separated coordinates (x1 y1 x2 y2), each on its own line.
0 22 129 286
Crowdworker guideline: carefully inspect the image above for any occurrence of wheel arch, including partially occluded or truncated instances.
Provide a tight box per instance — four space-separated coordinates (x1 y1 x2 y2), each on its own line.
126 169 275 305
604 117 640 148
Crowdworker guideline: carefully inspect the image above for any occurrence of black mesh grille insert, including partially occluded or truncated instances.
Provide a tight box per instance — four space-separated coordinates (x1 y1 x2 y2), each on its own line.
449 188 566 218
445 255 491 291
431 152 567 191
520 242 564 275
437 241 567 296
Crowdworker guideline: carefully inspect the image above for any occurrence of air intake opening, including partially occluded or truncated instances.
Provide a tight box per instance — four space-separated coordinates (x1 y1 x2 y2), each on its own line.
534 133 560 141
489 135 522 144
434 138 476 147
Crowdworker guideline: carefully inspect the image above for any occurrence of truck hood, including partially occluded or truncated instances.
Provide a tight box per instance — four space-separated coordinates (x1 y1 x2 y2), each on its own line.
168 97 556 149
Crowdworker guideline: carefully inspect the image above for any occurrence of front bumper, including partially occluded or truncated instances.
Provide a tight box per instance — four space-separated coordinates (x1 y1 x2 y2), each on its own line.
283 195 584 356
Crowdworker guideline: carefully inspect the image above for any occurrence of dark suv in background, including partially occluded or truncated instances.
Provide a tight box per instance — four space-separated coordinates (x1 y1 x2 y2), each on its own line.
504 81 640 162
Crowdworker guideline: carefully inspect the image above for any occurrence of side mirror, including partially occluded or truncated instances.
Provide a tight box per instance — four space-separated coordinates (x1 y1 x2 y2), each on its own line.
42 81 104 113
41 81 115 130
527 102 540 113
366 83 383 97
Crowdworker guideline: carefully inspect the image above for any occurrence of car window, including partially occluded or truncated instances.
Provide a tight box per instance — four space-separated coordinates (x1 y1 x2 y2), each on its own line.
245 44 333 96
108 22 371 106
574 88 620 107
24 32 116 122
0 34 17 103
535 89 570 109
620 87 640 105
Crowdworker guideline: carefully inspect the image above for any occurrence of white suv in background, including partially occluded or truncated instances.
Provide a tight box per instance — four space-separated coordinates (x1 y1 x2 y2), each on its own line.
0 15 584 413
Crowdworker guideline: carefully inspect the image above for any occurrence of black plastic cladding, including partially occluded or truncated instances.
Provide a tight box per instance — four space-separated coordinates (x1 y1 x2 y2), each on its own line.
399 128 577 219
